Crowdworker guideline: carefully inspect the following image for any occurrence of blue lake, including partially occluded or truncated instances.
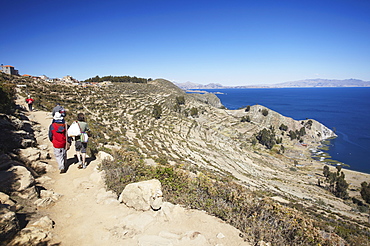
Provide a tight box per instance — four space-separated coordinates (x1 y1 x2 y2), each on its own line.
199 88 370 174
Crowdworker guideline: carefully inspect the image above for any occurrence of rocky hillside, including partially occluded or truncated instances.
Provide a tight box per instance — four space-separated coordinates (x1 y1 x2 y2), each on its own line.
2 75 370 245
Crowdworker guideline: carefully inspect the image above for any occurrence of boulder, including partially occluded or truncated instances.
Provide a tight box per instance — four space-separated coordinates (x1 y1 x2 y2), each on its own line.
7 166 35 192
0 166 35 193
0 205 19 243
118 179 163 211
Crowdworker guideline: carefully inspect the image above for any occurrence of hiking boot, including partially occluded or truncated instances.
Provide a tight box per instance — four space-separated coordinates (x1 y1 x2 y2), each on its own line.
78 164 83 169
60 169 66 174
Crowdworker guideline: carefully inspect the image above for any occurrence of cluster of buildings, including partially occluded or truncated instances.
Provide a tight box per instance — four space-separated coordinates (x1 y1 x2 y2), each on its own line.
1 64 111 86
1 65 19 76
1 64 78 83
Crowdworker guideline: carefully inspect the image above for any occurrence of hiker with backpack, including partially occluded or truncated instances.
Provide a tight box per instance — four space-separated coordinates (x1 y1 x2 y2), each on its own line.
52 103 66 117
49 112 71 173
68 113 90 169
25 95 35 111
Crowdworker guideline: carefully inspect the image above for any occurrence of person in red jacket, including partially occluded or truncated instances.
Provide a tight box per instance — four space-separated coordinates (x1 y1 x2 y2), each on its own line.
25 95 35 111
49 112 71 173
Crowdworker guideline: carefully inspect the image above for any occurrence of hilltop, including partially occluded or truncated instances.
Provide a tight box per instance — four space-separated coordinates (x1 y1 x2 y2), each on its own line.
1 75 370 245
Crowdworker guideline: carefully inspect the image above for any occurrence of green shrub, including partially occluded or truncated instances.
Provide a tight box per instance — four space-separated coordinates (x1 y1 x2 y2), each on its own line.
322 165 349 199
153 104 162 119
262 108 268 116
255 128 277 149
175 96 185 105
100 149 331 245
360 182 370 204
279 124 288 131
190 107 198 117
0 81 15 114
241 115 250 122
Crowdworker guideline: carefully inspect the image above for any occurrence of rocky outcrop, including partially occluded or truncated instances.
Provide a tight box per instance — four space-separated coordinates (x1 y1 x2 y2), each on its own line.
189 93 223 108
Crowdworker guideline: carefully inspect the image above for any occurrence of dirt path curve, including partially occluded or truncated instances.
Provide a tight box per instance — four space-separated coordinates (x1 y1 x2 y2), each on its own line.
22 105 249 246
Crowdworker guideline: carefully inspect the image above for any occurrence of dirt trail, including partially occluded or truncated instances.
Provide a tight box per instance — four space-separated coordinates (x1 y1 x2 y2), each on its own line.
24 107 249 246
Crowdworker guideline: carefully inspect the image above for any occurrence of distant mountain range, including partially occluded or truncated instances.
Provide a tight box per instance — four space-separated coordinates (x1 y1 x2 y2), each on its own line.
174 79 370 90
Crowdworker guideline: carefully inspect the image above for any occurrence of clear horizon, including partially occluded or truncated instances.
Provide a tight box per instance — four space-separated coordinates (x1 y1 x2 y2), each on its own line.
1 0 370 86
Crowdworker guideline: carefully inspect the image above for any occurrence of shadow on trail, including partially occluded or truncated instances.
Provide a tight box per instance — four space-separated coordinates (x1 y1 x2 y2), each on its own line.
65 155 96 172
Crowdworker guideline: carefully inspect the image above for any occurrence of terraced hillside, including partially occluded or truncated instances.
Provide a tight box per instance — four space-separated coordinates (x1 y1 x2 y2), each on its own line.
12 76 370 245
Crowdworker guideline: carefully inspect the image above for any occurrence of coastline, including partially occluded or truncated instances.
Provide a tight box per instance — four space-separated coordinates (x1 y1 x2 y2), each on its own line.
202 87 370 174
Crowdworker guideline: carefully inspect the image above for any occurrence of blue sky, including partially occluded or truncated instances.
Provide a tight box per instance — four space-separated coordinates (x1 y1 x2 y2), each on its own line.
1 0 370 85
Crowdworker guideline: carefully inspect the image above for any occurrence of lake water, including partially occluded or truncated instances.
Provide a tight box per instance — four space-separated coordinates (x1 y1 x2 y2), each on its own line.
199 88 370 174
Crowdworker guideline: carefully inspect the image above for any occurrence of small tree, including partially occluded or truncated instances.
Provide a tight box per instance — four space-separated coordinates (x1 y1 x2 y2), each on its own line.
360 182 370 204
288 130 297 140
0 82 16 114
153 104 162 119
322 165 349 199
190 107 198 117
245 105 251 112
256 128 276 149
262 109 268 116
323 165 330 178
279 124 288 131
241 116 251 122
175 96 185 105
334 172 349 199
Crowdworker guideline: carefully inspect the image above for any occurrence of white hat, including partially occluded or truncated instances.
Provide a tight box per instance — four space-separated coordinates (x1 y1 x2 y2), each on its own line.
53 112 63 120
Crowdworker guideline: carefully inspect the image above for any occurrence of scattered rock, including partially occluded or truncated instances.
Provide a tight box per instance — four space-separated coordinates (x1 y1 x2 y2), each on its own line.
30 216 54 230
8 216 53 246
0 205 19 242
15 186 38 200
18 148 41 164
31 160 53 173
0 192 16 211
34 190 62 208
96 188 119 205
97 151 113 161
122 213 155 232
21 139 36 148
